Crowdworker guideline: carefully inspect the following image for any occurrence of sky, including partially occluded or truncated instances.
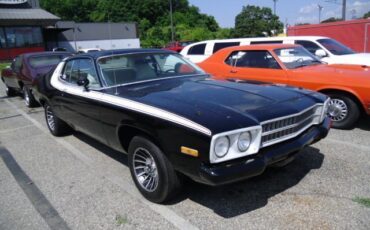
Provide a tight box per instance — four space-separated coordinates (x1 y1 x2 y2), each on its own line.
187 0 370 28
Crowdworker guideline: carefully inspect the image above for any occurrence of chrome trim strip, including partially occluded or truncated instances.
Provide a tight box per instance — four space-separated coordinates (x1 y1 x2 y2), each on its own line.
262 114 320 136
260 103 322 125
50 62 212 136
98 74 206 90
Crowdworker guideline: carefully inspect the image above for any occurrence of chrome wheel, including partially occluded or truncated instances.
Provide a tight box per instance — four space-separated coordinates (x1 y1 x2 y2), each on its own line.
328 99 348 122
133 147 159 192
46 106 55 131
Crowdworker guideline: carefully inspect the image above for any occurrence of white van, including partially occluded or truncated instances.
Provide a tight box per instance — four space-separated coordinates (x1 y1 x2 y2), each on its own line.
180 36 370 66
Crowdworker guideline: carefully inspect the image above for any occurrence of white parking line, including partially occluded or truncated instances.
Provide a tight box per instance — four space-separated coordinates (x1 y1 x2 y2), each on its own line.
4 99 199 230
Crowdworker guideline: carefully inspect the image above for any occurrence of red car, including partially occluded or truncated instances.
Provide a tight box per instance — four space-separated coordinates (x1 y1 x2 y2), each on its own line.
163 41 194 53
1 51 71 107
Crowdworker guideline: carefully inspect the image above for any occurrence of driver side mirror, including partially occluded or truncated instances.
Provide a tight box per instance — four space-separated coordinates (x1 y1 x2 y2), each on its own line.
77 72 90 91
315 49 327 58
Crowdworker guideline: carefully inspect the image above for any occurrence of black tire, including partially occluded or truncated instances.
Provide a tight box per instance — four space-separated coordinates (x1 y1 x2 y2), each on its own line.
5 85 16 97
128 136 182 203
24 86 38 108
44 103 72 136
327 93 360 129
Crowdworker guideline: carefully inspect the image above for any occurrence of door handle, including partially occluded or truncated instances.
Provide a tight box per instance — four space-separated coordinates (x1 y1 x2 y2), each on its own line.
230 70 237 73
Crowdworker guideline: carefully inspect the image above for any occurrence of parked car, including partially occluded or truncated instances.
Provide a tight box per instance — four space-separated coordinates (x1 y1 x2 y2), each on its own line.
77 48 102 53
198 44 370 129
180 36 370 65
163 41 194 53
1 51 72 107
34 49 330 203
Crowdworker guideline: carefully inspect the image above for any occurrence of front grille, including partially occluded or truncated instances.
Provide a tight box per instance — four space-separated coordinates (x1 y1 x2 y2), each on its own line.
261 105 321 147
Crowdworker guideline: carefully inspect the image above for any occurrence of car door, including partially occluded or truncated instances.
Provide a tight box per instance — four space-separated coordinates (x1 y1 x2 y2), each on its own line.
225 50 289 84
58 58 107 143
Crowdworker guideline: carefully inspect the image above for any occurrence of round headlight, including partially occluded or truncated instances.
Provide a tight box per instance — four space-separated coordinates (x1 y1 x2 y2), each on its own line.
214 136 229 158
238 132 251 152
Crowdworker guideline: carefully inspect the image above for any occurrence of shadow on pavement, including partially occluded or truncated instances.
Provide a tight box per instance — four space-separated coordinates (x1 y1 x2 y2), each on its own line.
72 132 324 218
356 116 370 131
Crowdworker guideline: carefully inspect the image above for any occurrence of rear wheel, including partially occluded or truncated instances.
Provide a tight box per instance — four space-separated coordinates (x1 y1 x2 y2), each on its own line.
24 86 38 108
5 85 16 97
128 136 182 203
327 94 360 129
44 103 71 136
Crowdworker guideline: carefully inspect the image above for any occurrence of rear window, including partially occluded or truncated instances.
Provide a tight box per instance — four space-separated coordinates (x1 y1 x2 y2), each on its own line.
213 42 240 53
29 55 67 68
188 43 206 55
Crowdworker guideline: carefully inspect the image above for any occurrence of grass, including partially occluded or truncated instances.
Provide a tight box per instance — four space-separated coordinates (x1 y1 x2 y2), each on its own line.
0 62 10 72
115 214 128 226
352 197 370 208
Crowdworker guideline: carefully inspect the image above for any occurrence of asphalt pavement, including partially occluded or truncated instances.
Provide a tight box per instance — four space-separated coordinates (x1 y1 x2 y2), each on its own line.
0 81 369 230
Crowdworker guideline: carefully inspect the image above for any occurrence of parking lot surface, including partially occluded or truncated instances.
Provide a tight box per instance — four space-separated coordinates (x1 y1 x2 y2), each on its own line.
0 81 369 230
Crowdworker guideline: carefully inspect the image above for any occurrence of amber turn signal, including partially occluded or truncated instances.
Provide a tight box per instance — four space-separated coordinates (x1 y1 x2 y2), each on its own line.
180 146 199 157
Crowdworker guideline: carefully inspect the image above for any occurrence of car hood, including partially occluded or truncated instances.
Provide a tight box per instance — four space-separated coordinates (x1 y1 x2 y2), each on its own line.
324 53 370 66
104 76 325 134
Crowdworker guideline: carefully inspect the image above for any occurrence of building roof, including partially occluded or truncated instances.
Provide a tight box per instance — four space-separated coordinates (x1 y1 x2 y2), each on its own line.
0 8 60 26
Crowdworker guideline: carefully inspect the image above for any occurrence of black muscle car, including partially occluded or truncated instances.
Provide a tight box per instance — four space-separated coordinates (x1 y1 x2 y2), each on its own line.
34 49 331 203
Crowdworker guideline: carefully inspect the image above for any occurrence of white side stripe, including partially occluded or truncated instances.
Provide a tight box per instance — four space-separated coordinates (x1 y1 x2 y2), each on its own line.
50 62 212 136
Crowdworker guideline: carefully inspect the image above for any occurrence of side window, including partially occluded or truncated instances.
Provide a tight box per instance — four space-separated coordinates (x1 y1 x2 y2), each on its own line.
225 50 281 69
62 59 100 88
187 43 206 55
213 42 240 53
250 40 283 45
78 59 100 88
295 40 321 55
61 60 76 82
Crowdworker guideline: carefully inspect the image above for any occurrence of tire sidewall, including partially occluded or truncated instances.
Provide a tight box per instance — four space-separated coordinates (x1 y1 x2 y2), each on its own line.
128 136 171 203
328 94 360 129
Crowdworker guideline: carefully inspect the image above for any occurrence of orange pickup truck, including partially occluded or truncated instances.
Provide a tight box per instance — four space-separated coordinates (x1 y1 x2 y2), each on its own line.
198 44 370 129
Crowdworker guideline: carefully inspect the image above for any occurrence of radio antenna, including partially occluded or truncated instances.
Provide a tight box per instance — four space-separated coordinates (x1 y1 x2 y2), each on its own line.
108 14 118 95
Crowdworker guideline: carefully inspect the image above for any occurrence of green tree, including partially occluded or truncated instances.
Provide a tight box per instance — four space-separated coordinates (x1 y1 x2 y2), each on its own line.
40 0 231 47
234 5 283 37
321 17 341 23
363 11 370 19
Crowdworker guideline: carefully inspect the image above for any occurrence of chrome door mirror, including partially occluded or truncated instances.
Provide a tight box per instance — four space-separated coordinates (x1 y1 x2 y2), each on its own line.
315 49 327 58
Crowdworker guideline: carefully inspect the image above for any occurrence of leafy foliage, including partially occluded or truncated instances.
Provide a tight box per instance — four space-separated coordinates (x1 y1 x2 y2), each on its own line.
40 0 229 47
234 5 283 37
321 17 342 23
363 11 370 19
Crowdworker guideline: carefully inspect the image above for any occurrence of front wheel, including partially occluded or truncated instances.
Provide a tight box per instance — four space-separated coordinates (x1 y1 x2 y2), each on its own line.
327 94 360 129
44 103 71 136
128 136 182 203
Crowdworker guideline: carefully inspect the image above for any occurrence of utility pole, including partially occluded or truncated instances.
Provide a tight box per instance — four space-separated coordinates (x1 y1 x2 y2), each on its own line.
318 4 323 23
273 0 278 15
325 0 346 20
169 0 175 42
342 0 346 20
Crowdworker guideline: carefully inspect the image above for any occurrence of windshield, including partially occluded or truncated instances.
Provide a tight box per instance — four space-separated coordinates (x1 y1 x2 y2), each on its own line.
317 39 355 55
29 55 69 68
97 53 204 86
274 46 322 69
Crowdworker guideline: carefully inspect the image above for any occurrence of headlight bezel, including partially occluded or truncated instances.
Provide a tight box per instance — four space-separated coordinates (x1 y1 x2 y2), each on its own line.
209 125 262 164
321 98 331 122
